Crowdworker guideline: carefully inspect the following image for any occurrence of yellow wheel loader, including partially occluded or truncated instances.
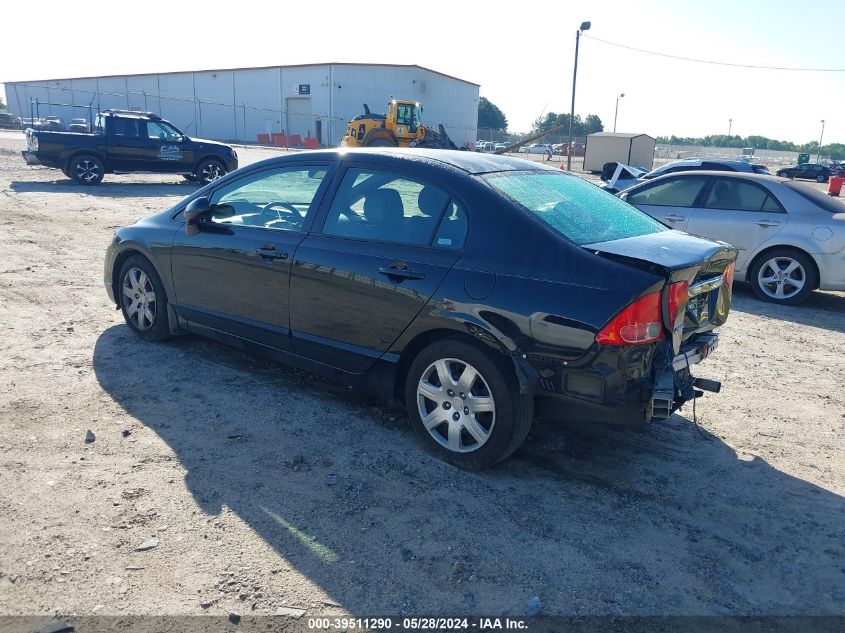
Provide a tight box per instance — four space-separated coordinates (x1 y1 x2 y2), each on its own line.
340 99 461 150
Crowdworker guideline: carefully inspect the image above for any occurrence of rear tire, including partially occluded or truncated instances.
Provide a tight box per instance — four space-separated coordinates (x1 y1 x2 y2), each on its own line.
69 154 104 185
117 255 172 342
749 248 817 305
404 339 533 469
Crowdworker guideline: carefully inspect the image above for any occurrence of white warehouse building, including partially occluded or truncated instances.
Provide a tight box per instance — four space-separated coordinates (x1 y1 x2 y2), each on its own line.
4 63 480 148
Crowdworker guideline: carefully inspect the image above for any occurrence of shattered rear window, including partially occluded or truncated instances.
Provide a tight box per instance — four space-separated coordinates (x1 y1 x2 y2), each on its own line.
486 171 667 245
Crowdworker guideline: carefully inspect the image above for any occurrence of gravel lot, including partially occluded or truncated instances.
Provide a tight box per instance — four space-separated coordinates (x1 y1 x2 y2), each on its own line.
0 131 843 620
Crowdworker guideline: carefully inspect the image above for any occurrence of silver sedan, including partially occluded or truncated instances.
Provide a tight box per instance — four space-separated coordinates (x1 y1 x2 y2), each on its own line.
619 171 845 304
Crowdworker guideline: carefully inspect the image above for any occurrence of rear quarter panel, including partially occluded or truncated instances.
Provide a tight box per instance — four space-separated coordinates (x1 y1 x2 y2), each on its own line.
391 182 665 363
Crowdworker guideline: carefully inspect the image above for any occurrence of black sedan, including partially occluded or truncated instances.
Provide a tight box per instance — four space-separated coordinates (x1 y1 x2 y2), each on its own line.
776 163 833 183
104 149 737 469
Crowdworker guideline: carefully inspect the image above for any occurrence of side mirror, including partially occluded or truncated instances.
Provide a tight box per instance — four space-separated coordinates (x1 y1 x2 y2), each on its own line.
184 196 212 236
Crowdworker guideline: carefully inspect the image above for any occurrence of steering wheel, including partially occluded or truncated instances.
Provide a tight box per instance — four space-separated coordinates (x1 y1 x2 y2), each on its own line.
262 201 303 228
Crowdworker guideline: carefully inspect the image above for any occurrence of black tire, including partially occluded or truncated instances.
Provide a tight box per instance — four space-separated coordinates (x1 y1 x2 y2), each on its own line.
69 154 104 185
404 338 533 469
117 255 172 342
816 174 827 183
749 248 817 305
776 171 788 177
196 158 226 185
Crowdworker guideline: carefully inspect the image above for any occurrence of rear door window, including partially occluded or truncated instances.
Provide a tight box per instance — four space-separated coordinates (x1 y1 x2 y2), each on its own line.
703 178 771 211
322 168 454 247
626 176 708 207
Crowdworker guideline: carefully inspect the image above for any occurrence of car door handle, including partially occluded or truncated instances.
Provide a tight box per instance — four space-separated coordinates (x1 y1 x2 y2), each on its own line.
664 214 686 222
256 247 288 260
378 266 426 281
755 220 780 228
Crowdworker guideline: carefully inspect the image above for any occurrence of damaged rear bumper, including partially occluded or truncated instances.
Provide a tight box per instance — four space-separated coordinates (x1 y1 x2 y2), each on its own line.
652 333 719 419
531 332 722 426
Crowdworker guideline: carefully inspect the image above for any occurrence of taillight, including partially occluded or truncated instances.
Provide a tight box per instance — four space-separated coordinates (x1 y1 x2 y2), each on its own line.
667 280 689 328
596 291 663 345
723 262 736 292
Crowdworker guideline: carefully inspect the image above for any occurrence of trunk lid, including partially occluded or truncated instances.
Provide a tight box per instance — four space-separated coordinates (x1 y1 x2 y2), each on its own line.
583 231 738 352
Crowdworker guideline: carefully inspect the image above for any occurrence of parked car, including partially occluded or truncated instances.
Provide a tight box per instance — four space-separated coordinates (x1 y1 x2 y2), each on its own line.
475 141 493 152
21 118 48 129
776 163 834 183
22 109 238 185
603 158 771 193
0 113 23 129
67 118 90 133
493 142 508 152
619 171 845 305
44 116 64 130
519 143 554 155
105 149 737 469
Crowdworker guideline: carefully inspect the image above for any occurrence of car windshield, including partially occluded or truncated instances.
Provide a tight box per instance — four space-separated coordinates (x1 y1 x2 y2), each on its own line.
485 171 667 245
784 181 845 214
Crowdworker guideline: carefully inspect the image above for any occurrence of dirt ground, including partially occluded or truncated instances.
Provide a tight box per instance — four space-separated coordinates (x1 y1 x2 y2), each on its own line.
0 131 843 620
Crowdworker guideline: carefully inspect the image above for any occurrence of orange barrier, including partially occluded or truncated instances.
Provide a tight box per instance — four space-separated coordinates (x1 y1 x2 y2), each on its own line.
271 133 287 147
287 134 302 147
828 176 844 197
303 138 318 149
256 133 271 144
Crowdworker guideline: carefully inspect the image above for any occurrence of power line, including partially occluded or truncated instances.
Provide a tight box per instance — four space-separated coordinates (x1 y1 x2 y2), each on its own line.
582 34 845 72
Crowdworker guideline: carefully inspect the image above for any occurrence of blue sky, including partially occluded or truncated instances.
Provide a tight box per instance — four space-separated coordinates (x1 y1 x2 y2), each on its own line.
2 0 840 143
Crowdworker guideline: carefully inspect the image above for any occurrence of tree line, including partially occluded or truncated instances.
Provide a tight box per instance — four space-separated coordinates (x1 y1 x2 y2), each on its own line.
656 134 844 160
477 97 605 138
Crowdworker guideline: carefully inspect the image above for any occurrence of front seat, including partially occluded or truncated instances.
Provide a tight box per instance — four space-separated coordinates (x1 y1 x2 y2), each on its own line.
363 188 405 240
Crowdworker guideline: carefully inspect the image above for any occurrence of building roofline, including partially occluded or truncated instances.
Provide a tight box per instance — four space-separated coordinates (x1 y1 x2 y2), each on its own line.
5 62 480 88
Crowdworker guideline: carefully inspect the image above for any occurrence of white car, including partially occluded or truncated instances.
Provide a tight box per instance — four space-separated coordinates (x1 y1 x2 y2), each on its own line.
620 171 845 304
519 143 553 155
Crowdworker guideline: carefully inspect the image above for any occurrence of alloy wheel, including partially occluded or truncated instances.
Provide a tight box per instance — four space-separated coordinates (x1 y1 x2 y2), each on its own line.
757 256 806 300
200 162 223 183
121 267 157 330
417 358 496 453
76 160 100 183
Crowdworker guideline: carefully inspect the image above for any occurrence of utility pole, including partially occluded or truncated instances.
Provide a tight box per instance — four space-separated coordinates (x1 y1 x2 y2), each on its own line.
728 118 732 137
817 120 825 163
613 93 624 133
567 21 591 171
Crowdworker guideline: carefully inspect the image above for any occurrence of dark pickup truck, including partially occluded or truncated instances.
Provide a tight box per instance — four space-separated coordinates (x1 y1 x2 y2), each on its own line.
22 109 238 185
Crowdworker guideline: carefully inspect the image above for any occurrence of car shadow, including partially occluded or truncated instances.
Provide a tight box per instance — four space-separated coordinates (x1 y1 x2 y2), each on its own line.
92 325 845 615
730 283 845 334
10 179 197 197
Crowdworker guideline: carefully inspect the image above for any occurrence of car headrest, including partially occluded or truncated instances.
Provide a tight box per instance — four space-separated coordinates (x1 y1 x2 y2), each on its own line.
417 186 448 216
364 188 404 228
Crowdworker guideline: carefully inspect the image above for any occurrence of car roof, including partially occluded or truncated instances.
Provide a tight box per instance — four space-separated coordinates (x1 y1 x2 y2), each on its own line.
642 170 788 183
281 148 555 175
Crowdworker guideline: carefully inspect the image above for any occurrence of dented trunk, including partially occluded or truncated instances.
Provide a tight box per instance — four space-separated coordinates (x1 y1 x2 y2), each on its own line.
584 230 738 353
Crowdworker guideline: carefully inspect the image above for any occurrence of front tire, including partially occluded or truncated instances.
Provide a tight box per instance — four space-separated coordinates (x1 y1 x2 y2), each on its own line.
816 174 827 183
118 255 172 342
196 158 226 185
404 339 533 469
69 154 104 185
749 248 817 305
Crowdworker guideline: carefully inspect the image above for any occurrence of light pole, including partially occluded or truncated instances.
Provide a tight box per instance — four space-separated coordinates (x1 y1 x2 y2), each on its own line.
728 118 732 137
566 20 591 171
817 119 825 162
613 93 624 133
